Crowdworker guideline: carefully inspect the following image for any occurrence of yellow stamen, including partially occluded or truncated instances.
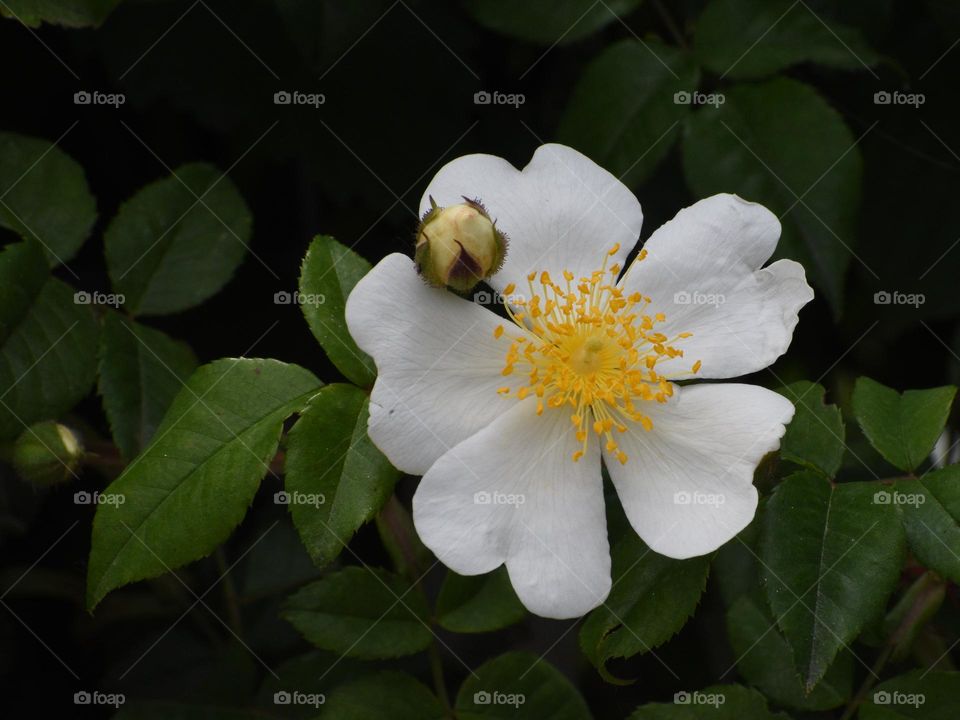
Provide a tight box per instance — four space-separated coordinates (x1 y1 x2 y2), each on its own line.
494 245 696 463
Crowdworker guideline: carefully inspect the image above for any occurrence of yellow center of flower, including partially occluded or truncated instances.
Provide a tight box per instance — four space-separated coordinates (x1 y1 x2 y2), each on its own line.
494 244 701 464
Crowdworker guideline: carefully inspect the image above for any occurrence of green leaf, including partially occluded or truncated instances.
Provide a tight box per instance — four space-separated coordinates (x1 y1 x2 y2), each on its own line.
283 383 398 567
238 518 320 603
456 651 591 719
628 684 787 719
436 567 526 633
98 313 198 460
0 133 97 265
580 532 710 683
776 380 846 478
726 592 852 710
852 377 956 473
859 670 960 719
761 472 905 691
895 466 960 584
0 243 98 439
463 0 642 45
86 358 321 609
298 235 376 387
694 0 879 80
558 39 700 188
0 0 123 27
282 566 431 659
0 240 47 343
242 527 322 613
256 650 362 717
104 162 252 316
320 671 445 720
682 77 862 314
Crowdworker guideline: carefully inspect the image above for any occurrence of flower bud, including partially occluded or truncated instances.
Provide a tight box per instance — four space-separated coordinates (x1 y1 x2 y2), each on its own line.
12 421 83 487
414 197 507 293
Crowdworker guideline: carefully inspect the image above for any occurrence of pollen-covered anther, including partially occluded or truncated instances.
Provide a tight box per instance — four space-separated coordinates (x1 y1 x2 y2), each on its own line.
494 246 697 463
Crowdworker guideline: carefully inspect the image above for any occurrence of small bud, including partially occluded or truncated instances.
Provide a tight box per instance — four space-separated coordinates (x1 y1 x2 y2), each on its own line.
414 197 507 293
12 421 83 487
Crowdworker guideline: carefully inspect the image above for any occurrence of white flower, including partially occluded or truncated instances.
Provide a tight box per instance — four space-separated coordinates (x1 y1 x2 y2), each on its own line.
345 144 813 619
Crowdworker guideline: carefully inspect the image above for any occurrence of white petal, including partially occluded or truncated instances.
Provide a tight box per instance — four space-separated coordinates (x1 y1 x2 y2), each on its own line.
412 400 611 619
419 144 642 294
605 383 794 559
618 194 813 379
345 253 521 475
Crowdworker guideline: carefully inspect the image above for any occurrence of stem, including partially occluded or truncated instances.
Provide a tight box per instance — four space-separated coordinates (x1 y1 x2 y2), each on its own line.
379 494 424 577
428 637 452 713
652 0 686 48
377 494 453 716
82 452 127 480
161 575 222 645
82 438 127 479
839 572 946 720
268 448 285 477
215 548 244 636
839 645 892 720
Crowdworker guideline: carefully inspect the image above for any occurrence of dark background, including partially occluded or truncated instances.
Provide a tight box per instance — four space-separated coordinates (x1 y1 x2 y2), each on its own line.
2 0 960 716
